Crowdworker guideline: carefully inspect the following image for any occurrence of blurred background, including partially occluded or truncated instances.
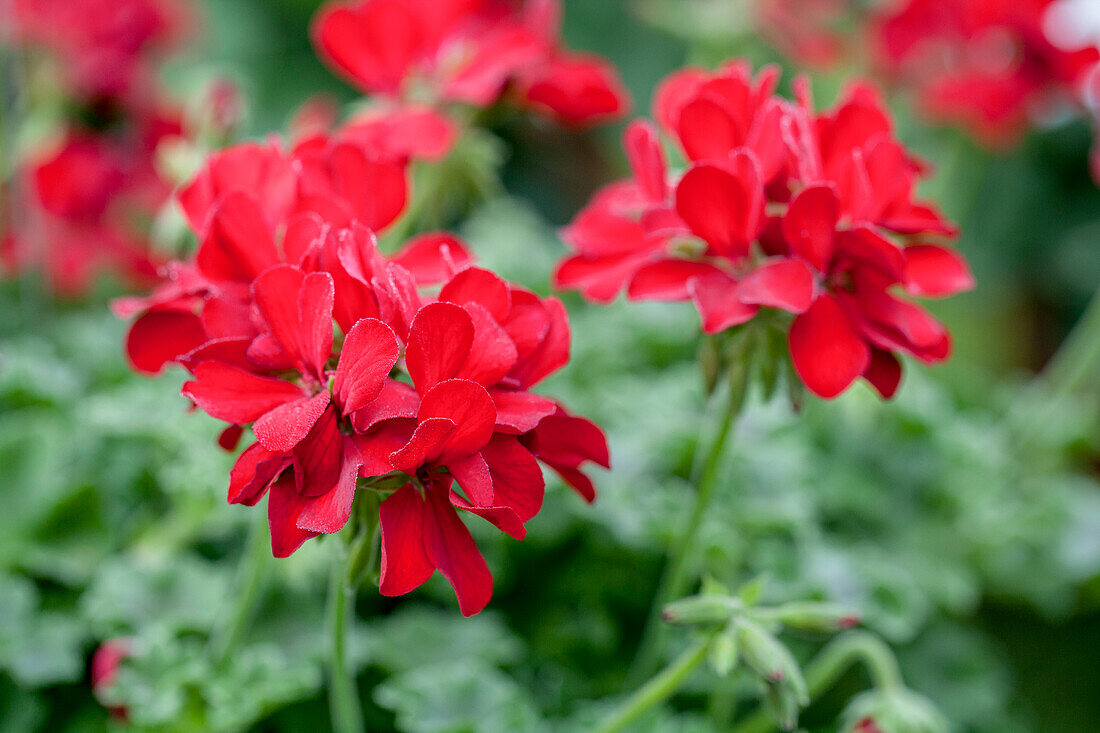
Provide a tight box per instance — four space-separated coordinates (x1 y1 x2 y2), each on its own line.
2 0 1100 730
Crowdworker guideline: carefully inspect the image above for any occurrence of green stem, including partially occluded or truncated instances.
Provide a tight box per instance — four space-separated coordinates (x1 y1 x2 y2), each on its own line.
731 631 903 733
594 636 713 733
629 380 743 681
208 512 269 664
327 540 365 733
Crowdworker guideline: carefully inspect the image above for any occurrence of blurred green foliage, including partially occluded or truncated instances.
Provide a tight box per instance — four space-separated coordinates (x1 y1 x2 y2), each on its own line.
3 0 1100 731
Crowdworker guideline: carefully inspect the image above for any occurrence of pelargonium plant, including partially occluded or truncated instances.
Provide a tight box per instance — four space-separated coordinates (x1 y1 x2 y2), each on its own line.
555 61 975 400
116 135 608 616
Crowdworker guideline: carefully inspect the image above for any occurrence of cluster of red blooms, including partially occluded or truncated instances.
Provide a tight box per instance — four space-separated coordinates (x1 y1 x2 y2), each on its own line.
874 0 1100 145
312 0 630 159
555 61 975 400
1 0 191 295
116 135 609 616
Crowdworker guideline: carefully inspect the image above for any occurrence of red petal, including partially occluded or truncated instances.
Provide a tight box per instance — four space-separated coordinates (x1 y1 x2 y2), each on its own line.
737 259 815 313
507 297 570 390
228 442 289 506
291 404 344 497
325 143 408 231
296 438 361 533
379 484 435 597
350 380 420 433
627 259 724 302
405 302 474 394
218 424 245 452
675 163 755 257
688 271 758 333
388 417 457 473
455 303 518 387
439 267 511 322
448 452 494 506
196 191 279 282
252 265 334 382
354 420 417 477
677 97 743 161
526 414 610 471
126 310 205 375
423 488 493 616
418 379 496 463
624 120 667 202
863 348 902 400
788 295 870 399
480 435 544 522
282 212 325 266
389 233 472 284
312 1 421 95
834 226 906 282
254 391 332 453
490 389 557 434
782 185 838 272
333 318 401 415
267 474 319 558
182 362 306 424
903 245 974 298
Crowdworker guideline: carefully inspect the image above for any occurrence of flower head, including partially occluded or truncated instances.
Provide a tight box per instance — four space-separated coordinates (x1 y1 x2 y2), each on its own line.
555 61 973 400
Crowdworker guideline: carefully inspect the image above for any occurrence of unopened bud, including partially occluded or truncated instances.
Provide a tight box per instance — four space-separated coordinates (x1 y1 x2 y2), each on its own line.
700 335 722 395
737 619 808 705
708 628 739 677
764 680 801 731
661 595 737 626
841 688 949 733
770 602 861 632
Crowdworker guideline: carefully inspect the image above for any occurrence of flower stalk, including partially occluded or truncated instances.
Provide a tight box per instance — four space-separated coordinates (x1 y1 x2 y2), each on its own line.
327 536 365 733
595 635 715 733
631 350 748 681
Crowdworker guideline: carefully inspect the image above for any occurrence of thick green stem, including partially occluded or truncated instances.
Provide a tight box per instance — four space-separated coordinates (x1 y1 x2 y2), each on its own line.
629 380 742 681
731 632 903 733
327 541 365 733
208 512 269 664
594 636 713 733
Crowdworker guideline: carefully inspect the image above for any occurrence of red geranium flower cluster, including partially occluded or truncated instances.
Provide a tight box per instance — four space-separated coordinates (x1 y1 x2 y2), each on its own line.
555 61 974 400
874 0 1100 144
116 136 608 616
312 0 629 155
1 0 192 295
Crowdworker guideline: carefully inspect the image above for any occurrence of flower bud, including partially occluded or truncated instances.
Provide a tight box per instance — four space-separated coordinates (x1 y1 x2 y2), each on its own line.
841 688 948 733
707 628 739 677
700 334 722 394
770 602 860 632
661 595 738 626
764 680 801 731
737 618 808 704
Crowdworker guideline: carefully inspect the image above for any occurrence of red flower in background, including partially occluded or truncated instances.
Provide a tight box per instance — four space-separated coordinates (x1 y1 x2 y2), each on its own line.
1 0 192 296
312 0 629 139
555 60 973 400
873 0 1100 144
117 132 608 616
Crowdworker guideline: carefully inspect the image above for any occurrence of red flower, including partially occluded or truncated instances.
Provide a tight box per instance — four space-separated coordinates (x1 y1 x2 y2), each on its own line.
91 638 131 720
312 0 628 131
556 61 974 400
117 135 608 615
873 0 1100 143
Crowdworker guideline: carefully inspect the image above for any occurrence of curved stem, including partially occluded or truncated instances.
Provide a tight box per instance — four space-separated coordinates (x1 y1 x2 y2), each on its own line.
208 511 269 664
629 381 742 681
595 636 713 733
731 631 903 733
327 540 365 733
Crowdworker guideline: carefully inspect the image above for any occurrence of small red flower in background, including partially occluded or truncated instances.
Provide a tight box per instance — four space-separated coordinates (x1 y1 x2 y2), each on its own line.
753 0 857 70
90 638 131 720
116 135 608 616
312 0 629 142
555 60 973 400
873 0 1100 144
